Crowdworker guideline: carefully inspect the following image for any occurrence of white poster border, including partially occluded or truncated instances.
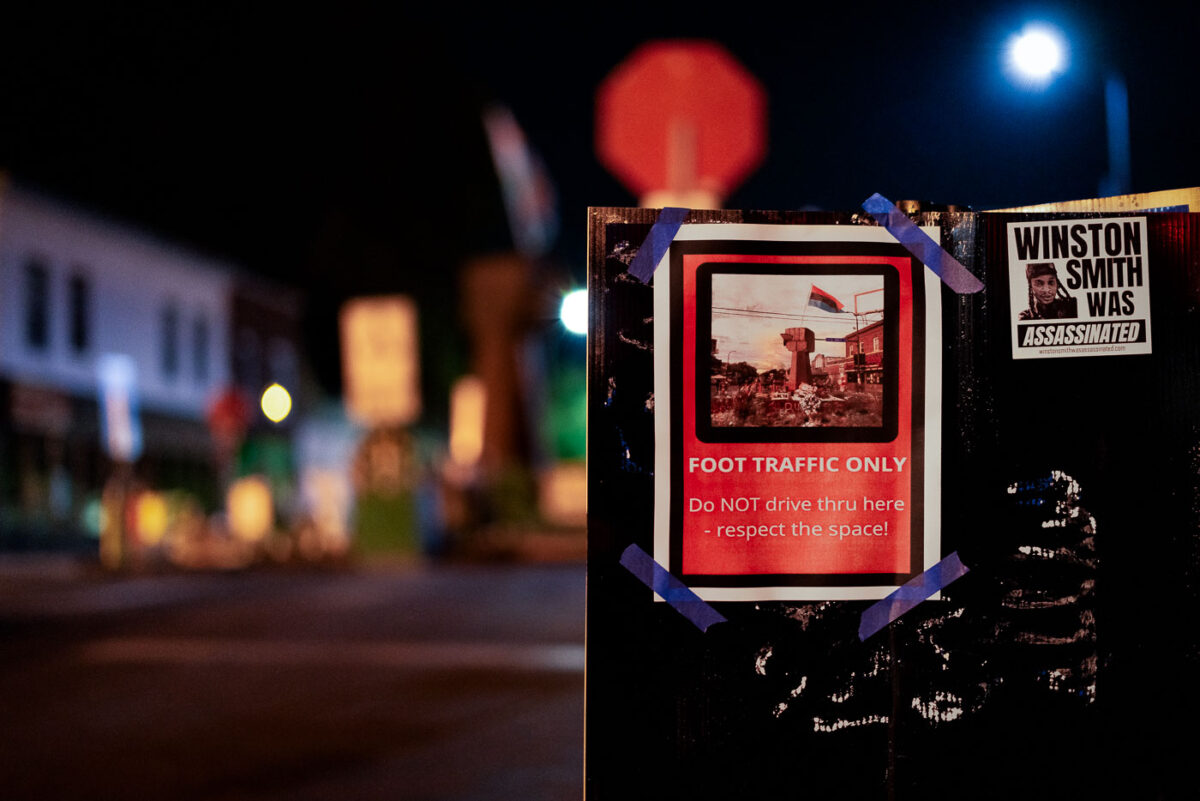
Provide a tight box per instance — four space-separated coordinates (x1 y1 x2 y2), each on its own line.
652 223 942 601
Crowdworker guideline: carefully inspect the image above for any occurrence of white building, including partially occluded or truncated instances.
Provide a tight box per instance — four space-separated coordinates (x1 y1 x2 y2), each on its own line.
0 178 237 539
0 181 232 415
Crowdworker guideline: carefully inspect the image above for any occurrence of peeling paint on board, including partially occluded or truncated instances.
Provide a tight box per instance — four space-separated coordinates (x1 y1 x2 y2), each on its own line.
754 646 772 676
617 330 652 351
812 714 888 732
613 426 649 475
911 690 967 723
1000 470 1099 703
751 470 1100 736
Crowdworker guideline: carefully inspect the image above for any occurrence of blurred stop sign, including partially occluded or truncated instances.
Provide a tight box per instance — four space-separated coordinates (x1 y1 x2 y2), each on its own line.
596 41 765 206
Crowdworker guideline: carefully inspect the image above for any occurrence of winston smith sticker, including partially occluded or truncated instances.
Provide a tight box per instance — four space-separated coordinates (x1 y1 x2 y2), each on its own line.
1008 216 1152 359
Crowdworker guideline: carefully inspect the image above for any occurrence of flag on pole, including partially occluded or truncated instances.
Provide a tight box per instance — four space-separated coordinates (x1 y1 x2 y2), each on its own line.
482 105 559 259
808 285 845 313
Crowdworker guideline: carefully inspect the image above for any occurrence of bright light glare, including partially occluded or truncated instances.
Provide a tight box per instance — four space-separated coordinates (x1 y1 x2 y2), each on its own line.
560 289 588 335
261 383 292 423
1008 25 1066 85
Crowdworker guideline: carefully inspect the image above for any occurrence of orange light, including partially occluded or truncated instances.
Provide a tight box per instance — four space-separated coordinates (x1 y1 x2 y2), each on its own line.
449 376 486 468
135 492 169 545
539 462 587 527
340 296 421 426
227 476 274 542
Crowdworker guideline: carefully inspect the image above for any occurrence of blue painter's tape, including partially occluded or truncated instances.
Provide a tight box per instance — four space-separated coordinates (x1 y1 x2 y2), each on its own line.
858 552 969 641
627 207 689 283
619 543 726 632
862 194 984 294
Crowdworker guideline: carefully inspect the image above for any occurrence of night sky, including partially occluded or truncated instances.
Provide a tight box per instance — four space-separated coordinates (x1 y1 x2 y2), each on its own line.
3 2 1198 395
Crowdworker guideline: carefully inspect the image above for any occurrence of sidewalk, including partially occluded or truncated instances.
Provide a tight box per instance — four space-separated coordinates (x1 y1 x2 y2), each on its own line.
0 551 93 583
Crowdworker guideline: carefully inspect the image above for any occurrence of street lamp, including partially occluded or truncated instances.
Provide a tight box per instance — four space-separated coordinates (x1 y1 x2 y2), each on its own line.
1006 25 1067 87
1006 21 1131 197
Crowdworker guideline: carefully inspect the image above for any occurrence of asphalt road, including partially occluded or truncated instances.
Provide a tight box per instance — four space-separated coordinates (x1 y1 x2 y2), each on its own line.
0 556 584 800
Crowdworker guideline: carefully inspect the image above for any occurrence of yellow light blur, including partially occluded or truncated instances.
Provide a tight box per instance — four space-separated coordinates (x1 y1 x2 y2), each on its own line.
539 462 587 527
227 476 274 542
135 492 169 545
449 375 486 468
261 383 292 423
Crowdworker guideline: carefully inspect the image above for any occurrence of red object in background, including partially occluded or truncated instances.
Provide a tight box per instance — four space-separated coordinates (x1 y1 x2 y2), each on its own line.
207 388 250 451
596 41 765 202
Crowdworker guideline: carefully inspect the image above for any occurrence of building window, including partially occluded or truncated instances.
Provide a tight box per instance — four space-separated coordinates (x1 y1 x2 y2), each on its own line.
69 273 90 354
235 328 262 393
161 303 180 380
268 338 299 392
872 335 880 353
25 258 49 350
193 314 209 383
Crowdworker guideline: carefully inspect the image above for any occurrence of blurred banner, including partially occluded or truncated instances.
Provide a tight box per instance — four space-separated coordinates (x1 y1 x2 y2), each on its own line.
482 104 558 259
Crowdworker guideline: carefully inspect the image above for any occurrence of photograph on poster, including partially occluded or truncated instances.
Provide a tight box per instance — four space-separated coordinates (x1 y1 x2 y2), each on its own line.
699 266 897 442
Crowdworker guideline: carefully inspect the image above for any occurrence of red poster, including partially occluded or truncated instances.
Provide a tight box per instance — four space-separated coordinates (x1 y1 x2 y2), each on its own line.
653 225 942 601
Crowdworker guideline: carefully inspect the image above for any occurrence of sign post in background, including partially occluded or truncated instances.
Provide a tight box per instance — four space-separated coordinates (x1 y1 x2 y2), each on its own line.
596 41 764 208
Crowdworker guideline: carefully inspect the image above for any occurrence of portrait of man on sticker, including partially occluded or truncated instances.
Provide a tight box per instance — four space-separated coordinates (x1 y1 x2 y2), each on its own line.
1007 215 1153 360
1017 262 1078 321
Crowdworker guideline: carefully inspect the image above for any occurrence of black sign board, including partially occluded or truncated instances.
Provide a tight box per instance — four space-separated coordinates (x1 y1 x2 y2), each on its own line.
587 206 1200 799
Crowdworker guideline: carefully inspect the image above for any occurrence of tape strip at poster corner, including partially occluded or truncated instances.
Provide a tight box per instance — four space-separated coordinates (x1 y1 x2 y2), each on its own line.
1007 215 1152 360
619 543 727 632
857 551 969 641
628 207 690 283
862 193 984 295
652 222 943 602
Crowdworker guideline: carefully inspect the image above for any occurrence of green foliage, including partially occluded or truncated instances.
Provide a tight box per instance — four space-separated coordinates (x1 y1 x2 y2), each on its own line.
355 490 418 553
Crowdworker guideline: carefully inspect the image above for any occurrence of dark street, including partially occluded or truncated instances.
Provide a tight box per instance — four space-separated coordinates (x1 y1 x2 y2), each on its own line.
0 557 584 800
1 5 1198 800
